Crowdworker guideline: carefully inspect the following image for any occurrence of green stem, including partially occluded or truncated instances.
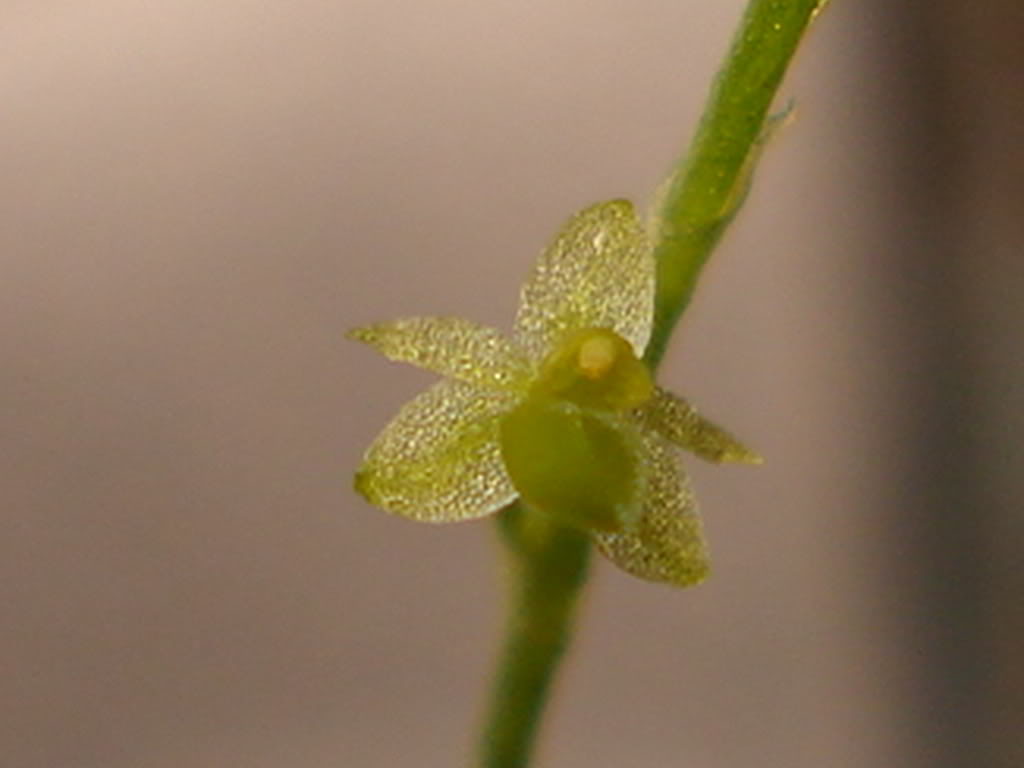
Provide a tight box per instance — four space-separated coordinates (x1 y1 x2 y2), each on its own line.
644 0 825 368
478 504 591 768
479 1 823 764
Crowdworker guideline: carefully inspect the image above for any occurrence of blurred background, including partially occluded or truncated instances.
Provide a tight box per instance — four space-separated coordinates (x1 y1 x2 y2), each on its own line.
2 1 1021 766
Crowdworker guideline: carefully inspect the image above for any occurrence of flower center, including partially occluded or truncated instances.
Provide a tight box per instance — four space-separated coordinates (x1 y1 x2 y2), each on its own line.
531 327 653 411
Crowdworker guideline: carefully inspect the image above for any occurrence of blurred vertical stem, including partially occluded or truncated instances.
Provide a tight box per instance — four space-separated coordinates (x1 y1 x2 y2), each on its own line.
479 505 590 768
479 1 823 767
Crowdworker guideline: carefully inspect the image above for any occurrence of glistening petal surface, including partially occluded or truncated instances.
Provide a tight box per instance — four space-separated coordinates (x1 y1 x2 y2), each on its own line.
637 387 763 464
355 379 519 522
348 317 532 391
593 432 710 586
514 200 655 361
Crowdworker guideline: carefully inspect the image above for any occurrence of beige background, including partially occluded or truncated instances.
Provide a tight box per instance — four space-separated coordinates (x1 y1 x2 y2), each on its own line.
2 2 1020 767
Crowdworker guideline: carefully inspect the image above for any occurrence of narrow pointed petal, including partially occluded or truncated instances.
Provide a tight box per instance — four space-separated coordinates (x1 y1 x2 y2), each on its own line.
514 200 655 361
355 379 519 522
593 433 710 587
348 317 533 391
636 387 763 464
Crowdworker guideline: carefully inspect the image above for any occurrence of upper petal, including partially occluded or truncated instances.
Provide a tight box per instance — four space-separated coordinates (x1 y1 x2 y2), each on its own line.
514 200 655 362
349 316 533 391
355 379 519 522
635 387 762 464
592 432 710 587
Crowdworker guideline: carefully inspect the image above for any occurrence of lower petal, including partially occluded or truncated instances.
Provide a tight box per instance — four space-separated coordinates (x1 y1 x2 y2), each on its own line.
593 433 710 587
356 379 519 522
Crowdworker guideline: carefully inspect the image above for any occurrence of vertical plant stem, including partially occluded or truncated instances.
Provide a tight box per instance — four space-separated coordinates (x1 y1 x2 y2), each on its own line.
644 0 825 368
478 504 591 768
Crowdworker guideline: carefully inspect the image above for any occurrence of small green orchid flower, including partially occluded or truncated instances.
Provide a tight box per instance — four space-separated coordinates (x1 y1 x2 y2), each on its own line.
349 200 760 587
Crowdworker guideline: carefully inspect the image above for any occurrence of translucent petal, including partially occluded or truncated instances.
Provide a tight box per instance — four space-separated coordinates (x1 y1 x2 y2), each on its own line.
636 387 763 464
593 433 710 587
355 379 519 522
514 200 655 361
348 317 533 392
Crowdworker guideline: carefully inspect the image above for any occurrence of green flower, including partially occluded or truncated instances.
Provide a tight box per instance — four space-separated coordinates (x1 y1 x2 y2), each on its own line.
349 200 760 587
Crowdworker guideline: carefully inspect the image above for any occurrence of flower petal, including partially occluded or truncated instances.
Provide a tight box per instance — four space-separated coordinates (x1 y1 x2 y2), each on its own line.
355 379 519 522
593 433 709 587
636 387 763 464
348 317 533 391
515 200 654 361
